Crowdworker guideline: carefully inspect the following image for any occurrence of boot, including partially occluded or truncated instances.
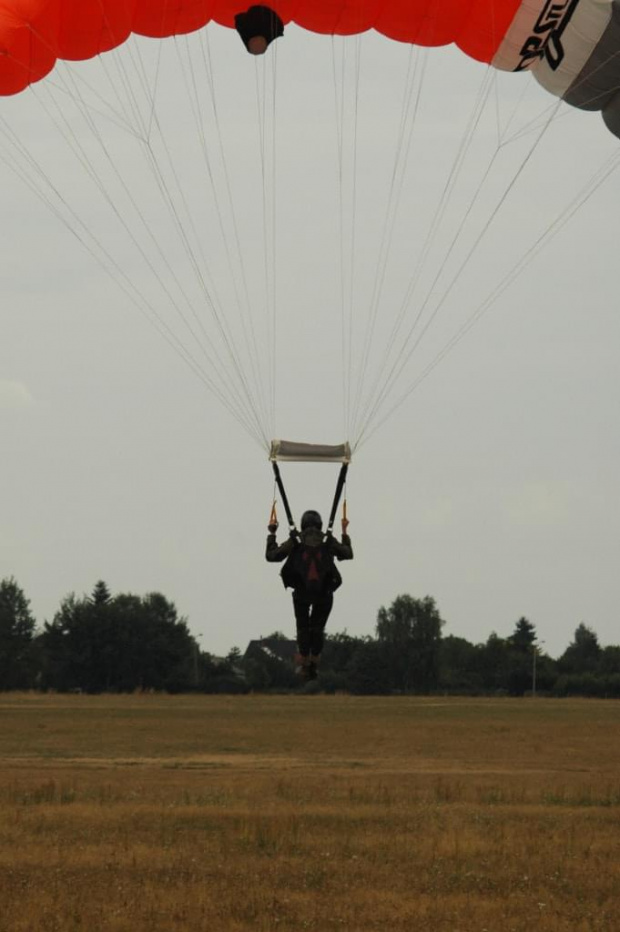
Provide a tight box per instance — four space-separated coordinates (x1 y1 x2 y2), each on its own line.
295 653 311 680
307 653 321 680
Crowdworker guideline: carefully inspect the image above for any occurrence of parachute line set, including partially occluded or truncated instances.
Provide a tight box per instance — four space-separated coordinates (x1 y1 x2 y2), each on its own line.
1 1 620 467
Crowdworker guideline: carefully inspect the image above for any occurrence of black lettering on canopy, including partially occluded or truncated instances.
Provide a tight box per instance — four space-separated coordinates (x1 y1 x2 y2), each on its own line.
515 0 580 72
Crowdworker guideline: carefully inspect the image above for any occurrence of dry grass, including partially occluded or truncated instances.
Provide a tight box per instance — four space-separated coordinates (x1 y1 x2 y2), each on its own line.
0 694 619 930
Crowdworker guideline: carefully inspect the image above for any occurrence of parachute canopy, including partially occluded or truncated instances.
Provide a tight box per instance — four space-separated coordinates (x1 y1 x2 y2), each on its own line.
1 1 620 136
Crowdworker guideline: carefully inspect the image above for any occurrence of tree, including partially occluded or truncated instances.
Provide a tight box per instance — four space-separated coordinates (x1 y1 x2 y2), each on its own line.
531 649 558 694
346 639 392 695
438 635 482 692
322 632 365 674
113 591 195 692
508 617 537 653
477 632 513 693
0 577 36 689
40 585 195 692
600 646 620 675
226 646 243 668
505 617 538 695
375 594 444 692
39 593 90 691
559 623 602 674
90 580 112 605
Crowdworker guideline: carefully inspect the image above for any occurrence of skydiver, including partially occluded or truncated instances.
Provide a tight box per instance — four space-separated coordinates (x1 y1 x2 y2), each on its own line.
265 509 353 682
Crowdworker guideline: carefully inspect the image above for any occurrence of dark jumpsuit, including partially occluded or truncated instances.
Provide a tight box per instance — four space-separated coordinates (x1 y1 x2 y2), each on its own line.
266 526 353 657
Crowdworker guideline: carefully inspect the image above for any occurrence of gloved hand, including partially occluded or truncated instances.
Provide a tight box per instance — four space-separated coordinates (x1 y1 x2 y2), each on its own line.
268 522 278 534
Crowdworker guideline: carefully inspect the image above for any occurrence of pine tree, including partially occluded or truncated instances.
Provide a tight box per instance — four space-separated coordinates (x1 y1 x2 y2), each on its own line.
509 617 537 653
90 580 112 605
0 577 36 689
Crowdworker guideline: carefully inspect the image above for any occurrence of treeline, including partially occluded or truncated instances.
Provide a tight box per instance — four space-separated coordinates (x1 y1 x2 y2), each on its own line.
1 578 619 696
0 576 245 694
246 596 620 697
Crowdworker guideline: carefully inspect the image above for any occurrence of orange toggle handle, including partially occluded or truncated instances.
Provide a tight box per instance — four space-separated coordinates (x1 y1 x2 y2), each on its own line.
269 501 278 525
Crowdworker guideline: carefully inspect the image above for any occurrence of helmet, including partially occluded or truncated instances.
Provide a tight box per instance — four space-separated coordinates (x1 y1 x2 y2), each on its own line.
301 510 322 531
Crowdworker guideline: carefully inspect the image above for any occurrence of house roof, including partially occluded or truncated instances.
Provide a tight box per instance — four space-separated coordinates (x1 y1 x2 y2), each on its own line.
244 637 298 663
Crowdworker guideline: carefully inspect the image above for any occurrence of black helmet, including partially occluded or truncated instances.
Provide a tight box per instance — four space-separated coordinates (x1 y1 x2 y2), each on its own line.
301 510 322 531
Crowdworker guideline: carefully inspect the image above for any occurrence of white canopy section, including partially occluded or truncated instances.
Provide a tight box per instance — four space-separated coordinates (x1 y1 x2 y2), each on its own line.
269 440 351 463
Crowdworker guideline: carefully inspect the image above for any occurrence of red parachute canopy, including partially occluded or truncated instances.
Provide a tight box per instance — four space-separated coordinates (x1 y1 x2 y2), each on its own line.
1 1 620 137
0 0 523 95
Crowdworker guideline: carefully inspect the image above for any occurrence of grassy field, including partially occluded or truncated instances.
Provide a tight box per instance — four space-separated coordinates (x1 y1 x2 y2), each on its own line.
0 694 618 931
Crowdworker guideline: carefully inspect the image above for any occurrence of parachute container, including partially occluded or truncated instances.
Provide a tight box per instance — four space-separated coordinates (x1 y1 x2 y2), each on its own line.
269 440 351 463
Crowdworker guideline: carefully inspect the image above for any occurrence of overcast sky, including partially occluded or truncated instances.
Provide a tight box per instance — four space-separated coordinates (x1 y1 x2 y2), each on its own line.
1 24 619 660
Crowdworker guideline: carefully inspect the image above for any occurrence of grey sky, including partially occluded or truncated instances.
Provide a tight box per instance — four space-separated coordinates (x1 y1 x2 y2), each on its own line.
1 25 619 659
